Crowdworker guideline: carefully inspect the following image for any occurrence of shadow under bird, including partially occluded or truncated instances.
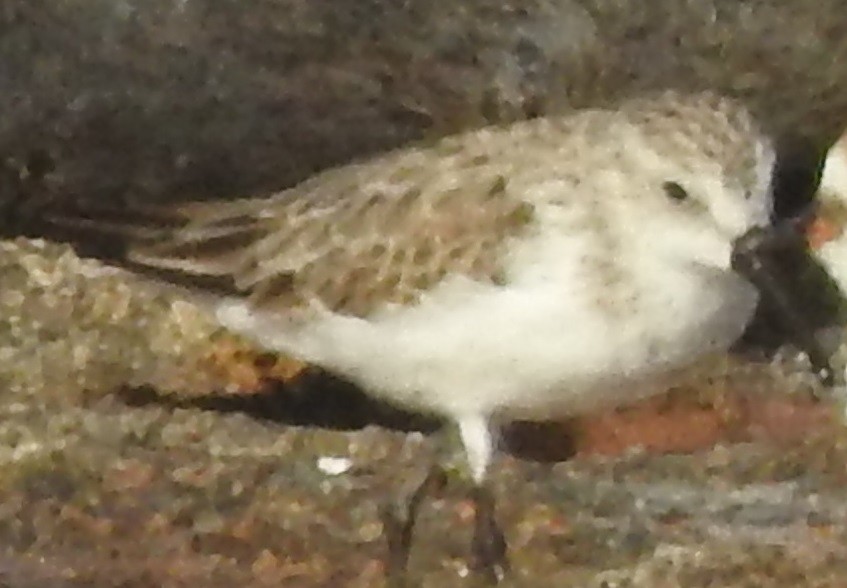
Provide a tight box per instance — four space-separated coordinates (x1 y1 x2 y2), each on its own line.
29 91 835 581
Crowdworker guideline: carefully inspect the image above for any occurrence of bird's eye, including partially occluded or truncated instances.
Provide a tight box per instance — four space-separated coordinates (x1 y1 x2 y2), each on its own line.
662 181 690 202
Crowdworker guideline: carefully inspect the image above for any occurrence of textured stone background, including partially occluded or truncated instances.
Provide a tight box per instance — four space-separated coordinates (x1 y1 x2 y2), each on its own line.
2 0 847 215
2 1 847 586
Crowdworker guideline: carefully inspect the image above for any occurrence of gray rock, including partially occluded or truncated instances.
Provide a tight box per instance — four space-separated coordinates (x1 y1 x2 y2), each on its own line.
1 0 846 212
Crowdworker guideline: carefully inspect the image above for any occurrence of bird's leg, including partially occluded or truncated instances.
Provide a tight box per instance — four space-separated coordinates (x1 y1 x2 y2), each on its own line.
470 482 509 583
382 414 510 583
458 415 510 583
381 463 447 579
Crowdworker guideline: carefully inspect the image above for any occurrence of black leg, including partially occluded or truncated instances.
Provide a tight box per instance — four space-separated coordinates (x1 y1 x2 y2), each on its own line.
470 483 509 584
381 465 447 583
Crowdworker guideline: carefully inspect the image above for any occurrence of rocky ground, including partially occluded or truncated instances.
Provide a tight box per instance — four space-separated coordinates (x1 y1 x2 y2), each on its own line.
1 224 847 588
3 1 847 586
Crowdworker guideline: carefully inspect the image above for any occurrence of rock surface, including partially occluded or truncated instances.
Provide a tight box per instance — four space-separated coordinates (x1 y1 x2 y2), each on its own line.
3 2 847 586
1 0 847 214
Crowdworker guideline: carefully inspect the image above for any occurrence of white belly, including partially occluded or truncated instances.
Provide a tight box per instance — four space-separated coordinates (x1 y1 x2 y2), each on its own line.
215 266 759 421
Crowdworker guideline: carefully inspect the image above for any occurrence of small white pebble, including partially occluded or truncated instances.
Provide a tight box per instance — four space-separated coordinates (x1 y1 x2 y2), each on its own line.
316 455 353 476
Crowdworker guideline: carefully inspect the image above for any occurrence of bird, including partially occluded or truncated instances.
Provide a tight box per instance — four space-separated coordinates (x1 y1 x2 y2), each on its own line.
36 90 811 581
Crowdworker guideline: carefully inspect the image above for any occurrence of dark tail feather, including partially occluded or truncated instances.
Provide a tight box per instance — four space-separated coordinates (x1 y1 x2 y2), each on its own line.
0 150 167 261
45 206 182 257
41 205 255 296
0 153 254 295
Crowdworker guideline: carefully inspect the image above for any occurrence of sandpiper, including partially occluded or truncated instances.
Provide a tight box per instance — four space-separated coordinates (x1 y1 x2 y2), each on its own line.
44 91 816 581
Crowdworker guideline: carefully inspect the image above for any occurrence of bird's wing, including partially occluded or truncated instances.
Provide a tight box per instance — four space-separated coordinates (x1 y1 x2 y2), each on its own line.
46 136 537 318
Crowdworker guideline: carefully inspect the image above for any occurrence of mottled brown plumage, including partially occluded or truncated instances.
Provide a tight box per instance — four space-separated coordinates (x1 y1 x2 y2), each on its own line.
130 162 535 317
66 91 764 324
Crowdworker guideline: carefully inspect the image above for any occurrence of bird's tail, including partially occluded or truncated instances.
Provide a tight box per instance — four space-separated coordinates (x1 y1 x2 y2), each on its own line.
0 151 262 296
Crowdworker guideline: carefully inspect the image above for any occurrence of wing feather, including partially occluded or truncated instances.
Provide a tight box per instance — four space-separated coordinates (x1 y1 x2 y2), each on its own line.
46 136 537 317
